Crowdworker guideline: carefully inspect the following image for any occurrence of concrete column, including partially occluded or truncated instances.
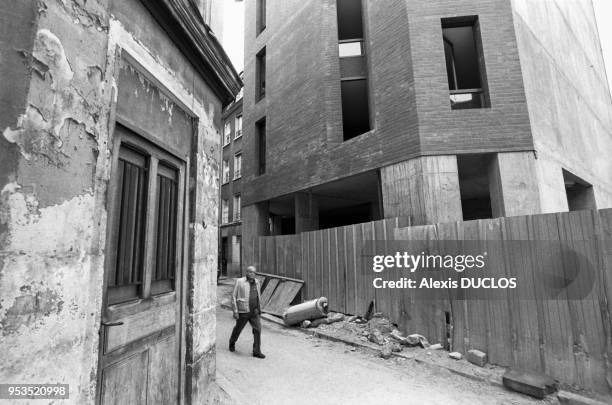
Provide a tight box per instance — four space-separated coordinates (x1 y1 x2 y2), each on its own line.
594 187 612 210
241 202 269 269
487 152 542 217
380 156 462 225
295 192 319 233
534 156 569 213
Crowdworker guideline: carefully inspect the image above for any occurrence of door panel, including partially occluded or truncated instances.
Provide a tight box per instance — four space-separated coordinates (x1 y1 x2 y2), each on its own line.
101 351 148 405
147 336 178 404
105 300 175 352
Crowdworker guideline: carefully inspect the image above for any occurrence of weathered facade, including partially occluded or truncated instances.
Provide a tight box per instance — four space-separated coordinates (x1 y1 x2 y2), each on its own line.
241 0 612 263
0 0 240 403
219 90 243 279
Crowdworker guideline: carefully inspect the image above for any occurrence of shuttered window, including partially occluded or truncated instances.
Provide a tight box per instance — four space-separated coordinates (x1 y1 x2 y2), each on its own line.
152 163 179 295
107 125 185 305
109 145 148 302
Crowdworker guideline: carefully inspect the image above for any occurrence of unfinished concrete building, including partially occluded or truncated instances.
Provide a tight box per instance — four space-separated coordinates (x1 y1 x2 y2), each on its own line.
0 0 240 403
241 0 612 261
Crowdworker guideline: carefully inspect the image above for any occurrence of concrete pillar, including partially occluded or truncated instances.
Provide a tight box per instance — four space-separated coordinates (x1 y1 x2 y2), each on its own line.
295 192 319 233
594 187 612 210
488 152 542 217
534 156 569 213
380 156 462 225
241 202 269 269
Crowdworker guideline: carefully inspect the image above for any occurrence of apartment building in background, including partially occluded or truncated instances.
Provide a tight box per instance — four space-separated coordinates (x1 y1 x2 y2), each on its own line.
240 0 612 263
219 84 244 278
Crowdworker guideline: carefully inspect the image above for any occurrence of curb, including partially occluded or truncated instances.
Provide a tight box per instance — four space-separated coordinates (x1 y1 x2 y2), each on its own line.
557 390 610 405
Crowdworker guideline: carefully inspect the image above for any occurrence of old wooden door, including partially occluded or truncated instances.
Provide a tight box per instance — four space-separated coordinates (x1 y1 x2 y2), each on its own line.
97 124 186 404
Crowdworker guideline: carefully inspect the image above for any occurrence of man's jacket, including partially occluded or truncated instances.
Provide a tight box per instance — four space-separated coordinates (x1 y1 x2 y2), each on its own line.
232 277 262 314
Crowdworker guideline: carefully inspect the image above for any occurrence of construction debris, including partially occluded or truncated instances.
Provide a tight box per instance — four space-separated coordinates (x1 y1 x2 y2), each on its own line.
449 352 463 360
368 329 385 345
309 313 345 328
467 349 487 367
283 297 329 326
429 344 444 350
502 369 558 399
380 344 393 359
407 334 430 348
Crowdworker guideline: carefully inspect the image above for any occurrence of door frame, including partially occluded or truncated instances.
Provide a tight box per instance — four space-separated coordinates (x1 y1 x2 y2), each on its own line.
97 116 188 404
97 21 208 403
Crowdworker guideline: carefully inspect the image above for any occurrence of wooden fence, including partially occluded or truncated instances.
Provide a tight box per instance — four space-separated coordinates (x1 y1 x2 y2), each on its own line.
247 210 612 394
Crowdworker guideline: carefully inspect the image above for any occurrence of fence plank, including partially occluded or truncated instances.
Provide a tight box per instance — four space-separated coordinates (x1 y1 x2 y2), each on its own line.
336 226 347 314
566 210 606 389
506 215 543 372
346 225 357 315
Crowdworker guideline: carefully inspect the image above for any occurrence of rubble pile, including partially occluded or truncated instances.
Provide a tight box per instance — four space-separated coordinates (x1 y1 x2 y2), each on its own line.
283 299 493 369
295 309 492 367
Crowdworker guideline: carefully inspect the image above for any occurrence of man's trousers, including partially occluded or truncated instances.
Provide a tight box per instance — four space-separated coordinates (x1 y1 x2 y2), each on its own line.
229 311 262 354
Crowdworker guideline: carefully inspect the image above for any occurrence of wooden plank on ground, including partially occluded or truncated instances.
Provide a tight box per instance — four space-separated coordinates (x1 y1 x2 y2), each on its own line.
254 275 266 287
260 278 280 308
262 281 303 316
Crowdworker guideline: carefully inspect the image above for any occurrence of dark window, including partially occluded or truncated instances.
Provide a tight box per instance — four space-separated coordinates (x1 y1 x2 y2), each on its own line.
257 0 266 34
442 16 489 109
152 163 179 295
110 145 148 301
458 154 494 220
563 169 596 211
256 118 266 175
337 0 363 40
337 0 370 141
340 79 371 140
256 48 266 101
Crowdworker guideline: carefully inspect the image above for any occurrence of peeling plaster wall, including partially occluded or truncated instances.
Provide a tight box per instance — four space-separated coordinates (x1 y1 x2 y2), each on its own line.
0 0 225 402
0 0 111 404
512 0 612 210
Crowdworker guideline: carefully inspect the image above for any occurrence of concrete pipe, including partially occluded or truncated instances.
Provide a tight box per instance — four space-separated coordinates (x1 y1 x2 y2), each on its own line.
282 297 329 326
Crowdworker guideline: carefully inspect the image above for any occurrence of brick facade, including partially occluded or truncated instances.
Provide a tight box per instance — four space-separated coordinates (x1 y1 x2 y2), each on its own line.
241 0 612 231
242 0 538 207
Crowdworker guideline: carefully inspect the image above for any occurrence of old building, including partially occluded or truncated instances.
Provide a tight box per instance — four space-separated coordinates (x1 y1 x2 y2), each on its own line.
0 0 240 404
219 85 244 278
241 0 612 263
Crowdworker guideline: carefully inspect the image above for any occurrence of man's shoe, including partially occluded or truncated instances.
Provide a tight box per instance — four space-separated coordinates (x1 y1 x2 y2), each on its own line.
229 343 235 352
253 352 266 359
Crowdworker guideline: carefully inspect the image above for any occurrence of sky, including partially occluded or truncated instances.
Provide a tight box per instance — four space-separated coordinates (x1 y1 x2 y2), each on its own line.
222 0 612 95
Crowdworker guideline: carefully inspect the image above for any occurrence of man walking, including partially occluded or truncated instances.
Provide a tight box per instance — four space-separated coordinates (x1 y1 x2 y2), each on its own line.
229 265 266 358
